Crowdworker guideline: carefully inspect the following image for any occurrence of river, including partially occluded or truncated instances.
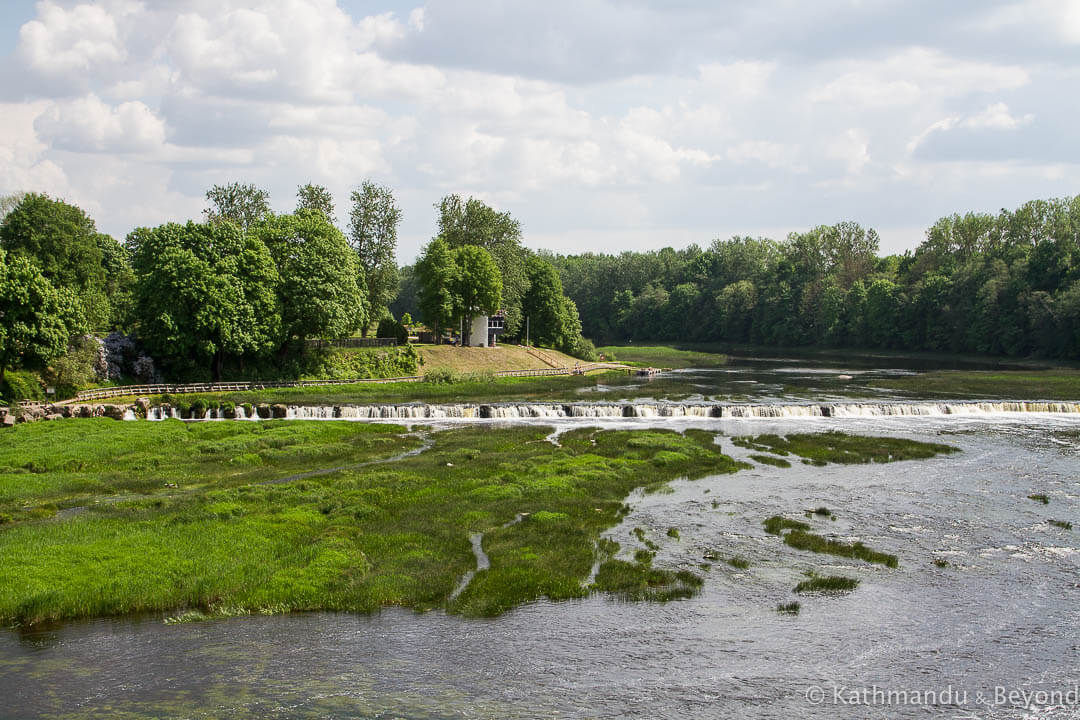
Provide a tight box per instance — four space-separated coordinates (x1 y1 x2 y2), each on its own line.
2 360 1079 719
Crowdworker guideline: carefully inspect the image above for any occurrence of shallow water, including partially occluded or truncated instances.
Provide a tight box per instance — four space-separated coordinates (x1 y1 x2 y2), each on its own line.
2 412 1079 718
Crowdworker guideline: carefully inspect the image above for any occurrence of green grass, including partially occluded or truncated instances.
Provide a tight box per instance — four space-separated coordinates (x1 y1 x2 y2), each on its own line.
763 515 811 535
749 454 792 468
869 369 1080 400
776 601 800 614
596 345 729 369
737 432 959 466
794 576 859 593
725 556 750 570
782 530 899 568
1028 494 1050 504
0 422 745 625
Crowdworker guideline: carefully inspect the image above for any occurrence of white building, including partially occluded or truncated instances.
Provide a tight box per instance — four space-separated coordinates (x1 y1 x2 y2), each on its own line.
467 312 506 347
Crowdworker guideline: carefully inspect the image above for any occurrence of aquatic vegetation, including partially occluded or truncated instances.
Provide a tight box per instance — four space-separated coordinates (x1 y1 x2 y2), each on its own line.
1028 494 1050 504
592 559 704 602
738 432 959 465
794 576 859 593
666 527 680 539
595 345 730 369
1048 520 1072 530
933 558 949 567
763 515 811 535
870 369 1080 401
782 530 899 568
749 454 791 468
810 507 832 517
726 556 750 570
776 601 801 614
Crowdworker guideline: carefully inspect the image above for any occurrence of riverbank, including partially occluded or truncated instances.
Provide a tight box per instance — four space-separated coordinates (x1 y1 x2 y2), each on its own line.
0 421 959 625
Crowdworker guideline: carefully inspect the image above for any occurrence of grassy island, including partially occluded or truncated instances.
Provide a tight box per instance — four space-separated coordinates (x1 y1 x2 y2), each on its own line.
0 422 959 626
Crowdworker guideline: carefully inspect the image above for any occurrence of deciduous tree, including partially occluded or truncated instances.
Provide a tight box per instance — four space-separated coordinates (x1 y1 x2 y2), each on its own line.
348 181 401 332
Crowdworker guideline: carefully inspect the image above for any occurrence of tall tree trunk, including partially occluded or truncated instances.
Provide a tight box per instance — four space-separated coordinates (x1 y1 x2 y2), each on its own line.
212 350 223 382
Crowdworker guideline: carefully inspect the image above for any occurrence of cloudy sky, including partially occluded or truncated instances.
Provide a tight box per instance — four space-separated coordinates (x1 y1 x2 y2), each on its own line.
1 1 1078 263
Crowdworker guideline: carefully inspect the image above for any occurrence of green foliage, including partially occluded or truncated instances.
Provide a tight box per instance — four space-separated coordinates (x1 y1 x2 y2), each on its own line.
0 249 85 383
348 181 401 328
777 601 800 614
547 194 1080 358
129 221 281 380
435 194 528 335
794 576 859 593
415 238 458 334
453 245 503 342
316 346 418 380
0 369 44 402
295 183 335 223
1028 494 1050 504
254 210 366 344
376 317 408 344
0 192 113 329
42 335 103 397
203 182 270 232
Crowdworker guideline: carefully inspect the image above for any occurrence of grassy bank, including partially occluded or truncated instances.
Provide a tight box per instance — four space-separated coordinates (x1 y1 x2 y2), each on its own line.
418 344 581 372
0 422 961 625
868 369 1080 400
597 345 729 368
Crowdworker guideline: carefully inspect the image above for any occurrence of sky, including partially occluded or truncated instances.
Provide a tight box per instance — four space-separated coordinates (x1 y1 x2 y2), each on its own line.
1 0 1078 264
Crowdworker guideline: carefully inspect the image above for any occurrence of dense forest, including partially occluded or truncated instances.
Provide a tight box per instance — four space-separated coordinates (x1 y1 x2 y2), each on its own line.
543 195 1080 360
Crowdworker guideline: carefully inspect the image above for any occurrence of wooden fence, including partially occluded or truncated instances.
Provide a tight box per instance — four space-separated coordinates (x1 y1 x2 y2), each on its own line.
68 363 634 403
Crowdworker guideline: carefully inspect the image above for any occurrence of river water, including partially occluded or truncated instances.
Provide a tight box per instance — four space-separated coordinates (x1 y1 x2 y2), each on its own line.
3 363 1079 719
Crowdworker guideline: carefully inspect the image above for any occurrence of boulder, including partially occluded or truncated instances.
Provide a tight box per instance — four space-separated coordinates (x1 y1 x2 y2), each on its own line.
2 414 14 428
135 397 152 413
101 404 128 420
45 413 64 422
271 404 288 419
256 404 272 419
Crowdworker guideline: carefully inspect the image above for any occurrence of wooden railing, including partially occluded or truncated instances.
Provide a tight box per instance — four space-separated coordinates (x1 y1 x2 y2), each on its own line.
307 338 398 349
68 363 634 403
525 346 561 368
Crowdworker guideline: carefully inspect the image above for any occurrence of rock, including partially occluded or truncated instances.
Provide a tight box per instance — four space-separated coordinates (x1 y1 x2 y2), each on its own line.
256 404 272 419
44 413 64 422
101 404 127 420
1 414 14 428
135 397 152 413
271 404 288 419
479 405 494 419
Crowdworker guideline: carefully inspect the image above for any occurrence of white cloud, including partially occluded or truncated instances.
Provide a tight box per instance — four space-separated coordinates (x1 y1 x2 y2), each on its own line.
809 48 1029 108
977 0 1080 44
35 94 167 153
906 103 1036 155
698 61 776 97
0 101 70 196
17 1 126 75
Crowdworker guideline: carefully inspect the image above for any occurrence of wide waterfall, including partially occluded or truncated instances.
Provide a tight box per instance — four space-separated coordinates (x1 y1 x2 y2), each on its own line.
135 399 1080 421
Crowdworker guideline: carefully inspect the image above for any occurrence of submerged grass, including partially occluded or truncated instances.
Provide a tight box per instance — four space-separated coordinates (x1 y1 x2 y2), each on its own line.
0 422 745 625
783 530 899 568
794 576 859 594
776 601 801 615
738 432 959 466
763 515 811 535
1049 520 1072 530
1028 494 1050 504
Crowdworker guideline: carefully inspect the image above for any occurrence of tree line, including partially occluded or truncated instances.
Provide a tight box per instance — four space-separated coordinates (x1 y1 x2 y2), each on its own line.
545 195 1080 359
0 182 401 385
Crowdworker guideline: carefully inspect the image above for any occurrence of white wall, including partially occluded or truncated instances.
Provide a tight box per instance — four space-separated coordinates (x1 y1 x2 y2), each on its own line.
469 315 489 347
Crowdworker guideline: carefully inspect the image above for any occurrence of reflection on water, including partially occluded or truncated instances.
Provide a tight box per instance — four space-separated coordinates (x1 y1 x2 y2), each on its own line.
2 412 1078 718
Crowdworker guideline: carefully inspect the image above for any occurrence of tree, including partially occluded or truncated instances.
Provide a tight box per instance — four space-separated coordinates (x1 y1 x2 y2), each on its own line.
451 245 502 345
435 194 528 335
130 221 281 380
0 192 26 222
521 256 566 347
415 238 458 336
254 210 366 345
204 182 271 232
0 249 83 384
348 181 402 333
296 183 335 223
0 192 111 329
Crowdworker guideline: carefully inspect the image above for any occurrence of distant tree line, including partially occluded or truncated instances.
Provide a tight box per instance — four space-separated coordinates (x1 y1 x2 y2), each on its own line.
546 195 1080 359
